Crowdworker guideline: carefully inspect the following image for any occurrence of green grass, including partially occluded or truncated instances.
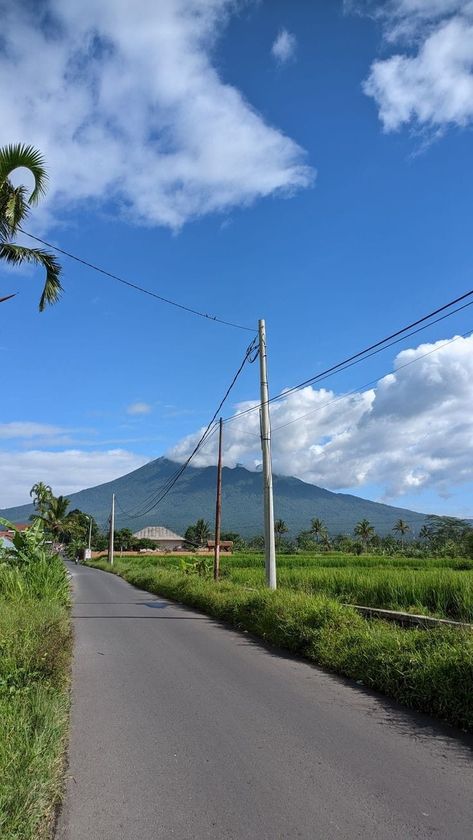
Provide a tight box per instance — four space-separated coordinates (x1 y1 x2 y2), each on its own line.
0 557 71 840
109 552 473 621
89 557 473 731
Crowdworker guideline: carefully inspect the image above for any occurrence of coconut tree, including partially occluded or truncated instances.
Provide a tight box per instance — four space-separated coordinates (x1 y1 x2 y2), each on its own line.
354 519 375 552
35 494 70 544
418 525 431 542
0 143 62 310
310 517 327 544
392 519 410 548
194 519 211 547
274 518 288 547
30 481 53 514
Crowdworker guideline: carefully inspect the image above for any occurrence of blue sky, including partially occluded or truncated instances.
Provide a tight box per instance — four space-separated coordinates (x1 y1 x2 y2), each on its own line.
1 0 473 516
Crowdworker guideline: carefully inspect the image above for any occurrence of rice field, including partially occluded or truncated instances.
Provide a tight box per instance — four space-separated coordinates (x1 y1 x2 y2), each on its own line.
223 553 473 621
119 552 473 622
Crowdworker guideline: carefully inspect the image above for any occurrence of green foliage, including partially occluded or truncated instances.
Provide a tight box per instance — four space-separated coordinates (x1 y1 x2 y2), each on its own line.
0 517 50 567
0 524 71 840
184 518 211 547
354 518 375 549
0 143 62 310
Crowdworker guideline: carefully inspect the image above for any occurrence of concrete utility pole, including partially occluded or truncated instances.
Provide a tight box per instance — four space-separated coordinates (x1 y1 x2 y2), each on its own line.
258 319 277 589
108 493 115 566
214 417 223 581
83 515 93 561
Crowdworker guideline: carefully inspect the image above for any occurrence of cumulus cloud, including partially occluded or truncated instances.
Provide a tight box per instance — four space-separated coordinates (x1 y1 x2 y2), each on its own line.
167 333 473 499
362 0 473 131
0 449 149 508
0 0 313 231
126 402 152 416
271 29 297 64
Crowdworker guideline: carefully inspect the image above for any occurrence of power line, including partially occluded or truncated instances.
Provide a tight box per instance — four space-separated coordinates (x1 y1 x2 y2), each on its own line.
20 228 256 333
223 293 473 425
269 329 472 434
116 337 258 519
115 424 219 520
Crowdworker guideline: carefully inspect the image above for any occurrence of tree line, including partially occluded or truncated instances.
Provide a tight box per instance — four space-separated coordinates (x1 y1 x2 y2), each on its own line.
185 515 473 557
25 484 473 559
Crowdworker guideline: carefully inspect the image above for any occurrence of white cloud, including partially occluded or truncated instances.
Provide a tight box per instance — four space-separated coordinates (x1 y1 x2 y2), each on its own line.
362 0 473 131
0 1 313 231
126 402 152 416
271 29 297 64
0 422 66 439
167 333 473 499
0 449 149 508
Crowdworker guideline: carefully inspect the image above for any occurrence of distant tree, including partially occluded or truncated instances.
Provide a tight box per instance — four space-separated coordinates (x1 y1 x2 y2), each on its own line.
354 519 375 552
310 517 327 543
115 528 133 552
321 532 332 551
274 518 288 547
418 525 431 542
0 144 62 309
247 534 265 550
295 530 317 551
34 494 70 543
65 509 99 546
185 519 211 547
30 481 53 514
392 519 410 548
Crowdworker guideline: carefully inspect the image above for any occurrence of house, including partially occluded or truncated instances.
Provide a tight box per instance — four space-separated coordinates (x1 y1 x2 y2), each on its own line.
0 523 29 541
132 526 185 551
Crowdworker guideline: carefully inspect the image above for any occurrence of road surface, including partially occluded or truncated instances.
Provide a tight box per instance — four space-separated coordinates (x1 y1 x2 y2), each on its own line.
56 562 473 840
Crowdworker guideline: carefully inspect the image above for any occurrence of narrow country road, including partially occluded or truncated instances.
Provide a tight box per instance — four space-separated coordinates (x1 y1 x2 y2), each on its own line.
56 562 473 840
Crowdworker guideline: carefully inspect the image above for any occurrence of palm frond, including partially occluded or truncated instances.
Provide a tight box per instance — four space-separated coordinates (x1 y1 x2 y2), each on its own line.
0 144 48 205
0 242 62 310
4 184 29 234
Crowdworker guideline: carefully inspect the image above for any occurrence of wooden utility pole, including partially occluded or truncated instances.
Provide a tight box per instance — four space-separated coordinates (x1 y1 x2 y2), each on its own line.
258 319 277 589
108 493 115 566
214 418 223 581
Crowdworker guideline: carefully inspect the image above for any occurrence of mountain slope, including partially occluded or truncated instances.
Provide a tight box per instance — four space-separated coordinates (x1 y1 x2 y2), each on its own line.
0 457 431 537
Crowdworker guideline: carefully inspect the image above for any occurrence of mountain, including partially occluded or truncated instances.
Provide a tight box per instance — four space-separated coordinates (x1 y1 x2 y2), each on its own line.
0 457 431 537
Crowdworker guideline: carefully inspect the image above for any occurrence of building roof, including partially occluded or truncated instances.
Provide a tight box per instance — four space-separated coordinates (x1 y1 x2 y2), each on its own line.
132 526 184 541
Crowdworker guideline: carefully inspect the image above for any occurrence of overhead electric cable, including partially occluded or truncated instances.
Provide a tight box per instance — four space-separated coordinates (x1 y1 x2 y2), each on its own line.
222 294 473 424
115 424 219 520
20 228 256 333
116 337 258 519
269 329 472 433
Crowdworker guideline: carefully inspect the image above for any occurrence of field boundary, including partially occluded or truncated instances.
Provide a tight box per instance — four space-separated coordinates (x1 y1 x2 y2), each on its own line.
345 604 473 630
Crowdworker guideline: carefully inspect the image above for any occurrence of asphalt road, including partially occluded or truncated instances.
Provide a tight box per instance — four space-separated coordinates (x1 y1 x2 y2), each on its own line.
56 562 473 840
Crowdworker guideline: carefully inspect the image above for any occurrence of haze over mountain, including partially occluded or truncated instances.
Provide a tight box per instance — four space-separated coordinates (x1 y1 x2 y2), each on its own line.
0 457 430 537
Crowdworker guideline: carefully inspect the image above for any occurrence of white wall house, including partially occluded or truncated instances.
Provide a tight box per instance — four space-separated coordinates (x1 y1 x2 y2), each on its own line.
132 526 185 551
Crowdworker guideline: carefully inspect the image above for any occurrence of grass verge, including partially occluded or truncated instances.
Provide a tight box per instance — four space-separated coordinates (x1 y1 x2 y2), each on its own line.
89 558 473 732
0 557 71 840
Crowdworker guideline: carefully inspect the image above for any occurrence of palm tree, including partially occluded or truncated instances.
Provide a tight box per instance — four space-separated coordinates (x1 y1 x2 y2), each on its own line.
35 495 70 543
392 519 410 548
274 518 288 547
30 481 53 514
354 519 375 552
418 525 431 542
0 144 62 310
194 519 211 547
310 517 326 544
